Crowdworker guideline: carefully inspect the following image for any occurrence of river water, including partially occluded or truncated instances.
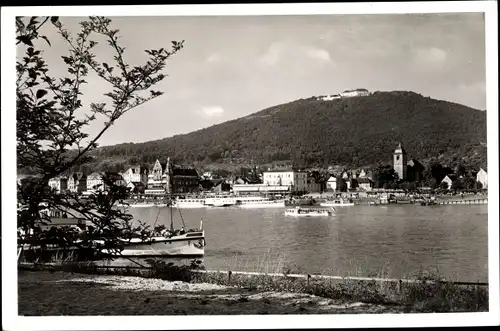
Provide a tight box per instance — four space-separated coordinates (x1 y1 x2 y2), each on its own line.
124 204 488 282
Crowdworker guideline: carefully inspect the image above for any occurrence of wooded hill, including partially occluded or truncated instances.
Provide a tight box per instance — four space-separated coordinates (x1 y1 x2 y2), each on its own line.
30 90 488 175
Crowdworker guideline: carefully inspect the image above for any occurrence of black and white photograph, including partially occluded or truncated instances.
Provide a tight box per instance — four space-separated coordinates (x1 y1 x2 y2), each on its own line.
2 2 499 330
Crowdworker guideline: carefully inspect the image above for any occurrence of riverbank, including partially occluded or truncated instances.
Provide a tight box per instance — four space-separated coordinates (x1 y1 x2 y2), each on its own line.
18 261 488 315
18 270 407 315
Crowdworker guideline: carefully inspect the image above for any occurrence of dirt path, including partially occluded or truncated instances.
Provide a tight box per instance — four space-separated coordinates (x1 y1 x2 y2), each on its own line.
18 271 408 315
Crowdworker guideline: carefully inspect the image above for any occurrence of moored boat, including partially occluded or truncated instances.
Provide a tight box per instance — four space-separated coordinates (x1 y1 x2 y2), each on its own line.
116 201 168 208
284 206 333 217
320 197 355 207
101 221 205 257
19 190 206 259
172 197 207 209
20 220 205 258
236 196 286 208
204 196 237 207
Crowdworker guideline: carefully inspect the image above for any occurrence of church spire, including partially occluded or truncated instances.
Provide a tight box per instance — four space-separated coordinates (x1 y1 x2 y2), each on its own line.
395 141 406 155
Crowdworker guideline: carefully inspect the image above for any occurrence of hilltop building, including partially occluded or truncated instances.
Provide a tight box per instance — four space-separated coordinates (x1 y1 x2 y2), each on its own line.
317 88 371 101
340 88 370 98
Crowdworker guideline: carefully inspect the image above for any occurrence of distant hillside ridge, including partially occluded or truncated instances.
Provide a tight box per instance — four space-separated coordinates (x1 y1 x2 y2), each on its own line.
77 90 487 173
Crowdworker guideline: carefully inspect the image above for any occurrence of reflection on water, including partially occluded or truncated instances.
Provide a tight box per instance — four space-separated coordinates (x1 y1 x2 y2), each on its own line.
119 204 488 282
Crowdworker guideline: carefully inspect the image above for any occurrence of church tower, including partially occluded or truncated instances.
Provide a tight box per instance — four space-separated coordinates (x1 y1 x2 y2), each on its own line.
165 157 172 194
393 142 407 181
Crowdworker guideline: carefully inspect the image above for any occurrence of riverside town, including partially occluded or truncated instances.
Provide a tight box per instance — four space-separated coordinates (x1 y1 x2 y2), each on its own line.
11 10 494 320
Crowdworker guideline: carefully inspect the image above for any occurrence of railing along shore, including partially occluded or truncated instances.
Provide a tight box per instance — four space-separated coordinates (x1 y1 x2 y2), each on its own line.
18 262 488 287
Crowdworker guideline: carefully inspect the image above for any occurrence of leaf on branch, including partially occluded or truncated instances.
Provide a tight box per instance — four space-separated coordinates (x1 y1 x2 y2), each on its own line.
50 16 59 24
36 89 48 99
18 35 33 47
41 35 51 46
150 90 163 97
61 56 72 65
29 17 39 26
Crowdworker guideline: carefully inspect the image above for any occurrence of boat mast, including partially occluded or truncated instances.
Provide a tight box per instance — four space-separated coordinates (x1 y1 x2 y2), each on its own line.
166 157 174 232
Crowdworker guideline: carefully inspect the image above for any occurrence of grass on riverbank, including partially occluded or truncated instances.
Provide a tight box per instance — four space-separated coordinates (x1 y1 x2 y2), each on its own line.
19 259 488 313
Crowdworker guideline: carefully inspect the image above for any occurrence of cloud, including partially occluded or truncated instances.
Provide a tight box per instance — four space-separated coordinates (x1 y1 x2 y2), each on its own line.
259 43 282 66
415 47 448 64
200 106 224 117
258 41 333 67
305 47 331 62
206 53 222 63
458 81 486 95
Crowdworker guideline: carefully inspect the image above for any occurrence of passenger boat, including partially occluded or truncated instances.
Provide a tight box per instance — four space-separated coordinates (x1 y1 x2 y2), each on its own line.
204 196 237 207
284 206 333 217
172 197 207 208
236 196 286 208
320 198 355 207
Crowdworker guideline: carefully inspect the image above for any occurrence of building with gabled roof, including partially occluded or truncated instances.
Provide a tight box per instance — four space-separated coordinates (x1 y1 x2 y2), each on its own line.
476 168 488 189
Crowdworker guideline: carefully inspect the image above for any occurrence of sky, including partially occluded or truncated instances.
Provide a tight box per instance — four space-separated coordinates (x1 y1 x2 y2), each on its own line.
30 13 486 146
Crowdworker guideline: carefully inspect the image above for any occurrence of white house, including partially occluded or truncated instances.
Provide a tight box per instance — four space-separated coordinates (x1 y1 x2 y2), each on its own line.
87 172 124 192
357 178 373 191
87 172 103 192
262 168 308 192
326 176 337 191
476 168 488 189
122 166 148 185
48 176 68 194
440 175 454 189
